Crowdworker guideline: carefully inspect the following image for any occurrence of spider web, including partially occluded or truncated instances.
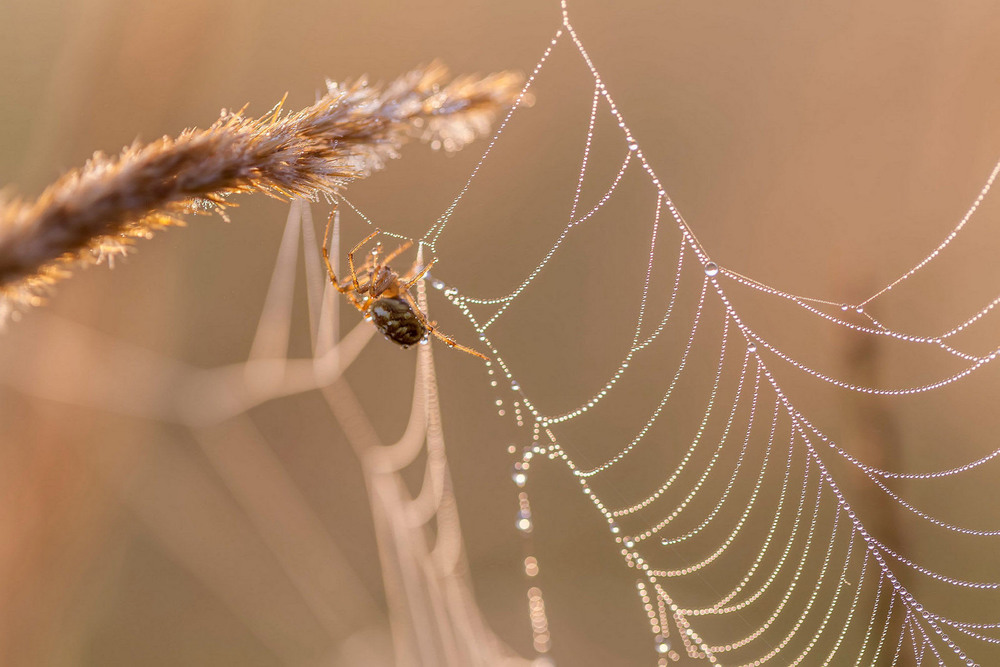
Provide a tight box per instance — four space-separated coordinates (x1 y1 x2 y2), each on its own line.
3 2 1000 666
0 198 533 666
354 1 1000 664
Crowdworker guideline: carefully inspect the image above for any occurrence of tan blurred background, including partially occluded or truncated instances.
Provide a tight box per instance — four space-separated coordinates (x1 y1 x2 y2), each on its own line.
3 0 1000 665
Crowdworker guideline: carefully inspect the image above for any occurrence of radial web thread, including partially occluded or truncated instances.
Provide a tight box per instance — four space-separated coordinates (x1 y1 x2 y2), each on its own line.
399 1 1000 664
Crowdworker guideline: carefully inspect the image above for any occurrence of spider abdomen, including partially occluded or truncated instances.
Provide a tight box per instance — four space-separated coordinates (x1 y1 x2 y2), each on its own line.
370 296 426 348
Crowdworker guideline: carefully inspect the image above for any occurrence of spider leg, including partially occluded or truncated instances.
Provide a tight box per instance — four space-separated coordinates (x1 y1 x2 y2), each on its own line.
322 207 352 294
348 228 380 293
400 290 487 360
340 289 368 314
321 211 373 318
367 266 375 298
400 258 436 291
343 254 376 288
428 326 488 360
379 239 414 267
339 275 367 293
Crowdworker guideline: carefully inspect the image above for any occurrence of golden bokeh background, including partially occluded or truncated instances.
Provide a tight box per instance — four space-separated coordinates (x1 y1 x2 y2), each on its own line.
2 1 1000 665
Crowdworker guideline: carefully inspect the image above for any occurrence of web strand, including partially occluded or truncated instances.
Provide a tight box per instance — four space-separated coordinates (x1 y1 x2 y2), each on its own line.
418 1 1000 664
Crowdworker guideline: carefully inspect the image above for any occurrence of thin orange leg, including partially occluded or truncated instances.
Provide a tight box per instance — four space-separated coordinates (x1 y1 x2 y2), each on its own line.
400 290 487 360
429 326 488 360
401 258 436 291
380 239 414 267
322 208 345 291
322 208 368 313
347 228 380 293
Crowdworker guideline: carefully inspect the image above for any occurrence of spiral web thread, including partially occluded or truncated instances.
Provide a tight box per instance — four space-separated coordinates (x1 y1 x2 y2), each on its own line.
4 3 1000 665
406 1 1000 665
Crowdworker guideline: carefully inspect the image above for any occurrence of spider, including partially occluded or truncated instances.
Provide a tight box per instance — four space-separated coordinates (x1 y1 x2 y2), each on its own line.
321 210 487 360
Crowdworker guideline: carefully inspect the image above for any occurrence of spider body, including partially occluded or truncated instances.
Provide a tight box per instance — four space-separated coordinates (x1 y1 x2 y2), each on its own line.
321 209 487 360
370 296 426 347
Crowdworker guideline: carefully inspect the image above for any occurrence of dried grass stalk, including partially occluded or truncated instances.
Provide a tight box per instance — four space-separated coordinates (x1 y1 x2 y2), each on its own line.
0 62 526 320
